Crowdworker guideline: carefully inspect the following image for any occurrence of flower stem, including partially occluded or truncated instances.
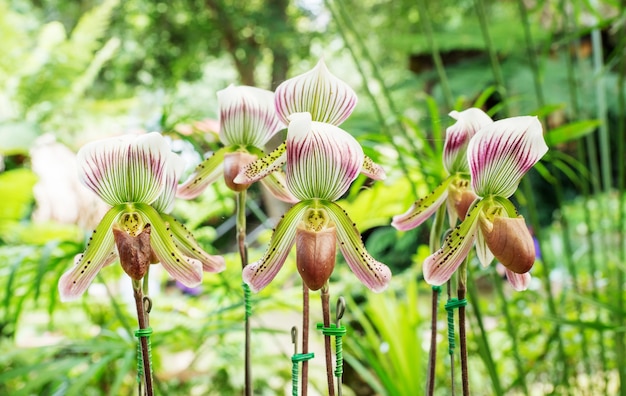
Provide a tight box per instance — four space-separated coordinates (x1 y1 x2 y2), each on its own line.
321 283 335 396
457 262 469 396
301 284 310 396
236 190 252 396
132 279 154 396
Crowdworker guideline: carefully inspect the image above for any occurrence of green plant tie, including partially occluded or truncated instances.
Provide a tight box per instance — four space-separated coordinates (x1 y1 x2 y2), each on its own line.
444 298 467 355
134 327 153 383
291 352 315 396
242 283 252 319
316 323 348 378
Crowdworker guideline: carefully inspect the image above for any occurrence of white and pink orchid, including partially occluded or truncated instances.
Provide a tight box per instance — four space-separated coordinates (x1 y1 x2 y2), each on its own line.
176 85 297 202
59 132 225 301
237 113 391 293
423 116 548 291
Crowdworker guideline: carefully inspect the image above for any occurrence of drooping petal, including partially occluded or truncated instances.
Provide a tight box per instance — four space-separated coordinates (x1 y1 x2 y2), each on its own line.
161 213 226 273
423 201 484 286
259 169 300 203
505 269 531 291
217 85 284 147
391 177 453 231
176 147 228 199
134 203 203 287
234 143 286 185
324 201 391 292
153 151 186 214
243 201 310 292
286 113 364 201
468 116 548 198
275 59 357 126
444 108 493 174
58 205 123 301
77 132 171 206
361 155 386 180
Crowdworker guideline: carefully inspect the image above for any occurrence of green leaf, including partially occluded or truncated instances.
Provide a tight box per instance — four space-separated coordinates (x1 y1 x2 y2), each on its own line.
546 120 600 145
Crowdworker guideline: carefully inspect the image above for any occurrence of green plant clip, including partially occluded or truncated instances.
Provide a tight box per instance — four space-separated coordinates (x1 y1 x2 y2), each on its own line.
291 352 315 396
134 327 153 383
242 283 252 319
444 298 467 355
316 323 348 378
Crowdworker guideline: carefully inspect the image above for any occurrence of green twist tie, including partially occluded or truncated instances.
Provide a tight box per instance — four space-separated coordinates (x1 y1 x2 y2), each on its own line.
316 323 347 378
134 327 153 383
432 285 442 293
444 298 467 355
242 283 252 319
291 352 315 396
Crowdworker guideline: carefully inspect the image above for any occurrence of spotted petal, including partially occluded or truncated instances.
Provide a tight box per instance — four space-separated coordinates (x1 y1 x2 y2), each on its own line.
275 59 357 126
78 132 171 206
468 116 547 198
361 156 386 180
286 112 364 201
391 177 453 231
444 108 493 174
243 201 310 292
234 143 286 185
218 85 284 147
505 269 531 291
324 201 391 292
177 147 228 199
259 169 299 204
423 201 484 285
59 205 123 301
153 151 186 214
135 203 203 287
161 213 226 273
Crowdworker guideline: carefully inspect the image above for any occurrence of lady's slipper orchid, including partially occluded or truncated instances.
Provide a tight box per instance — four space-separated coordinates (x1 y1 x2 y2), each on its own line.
423 116 548 291
241 112 391 292
59 132 225 301
236 59 385 186
177 85 297 203
392 108 493 231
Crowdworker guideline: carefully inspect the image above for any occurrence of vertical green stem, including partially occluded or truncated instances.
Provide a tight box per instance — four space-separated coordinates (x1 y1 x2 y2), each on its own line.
320 283 335 396
236 190 252 396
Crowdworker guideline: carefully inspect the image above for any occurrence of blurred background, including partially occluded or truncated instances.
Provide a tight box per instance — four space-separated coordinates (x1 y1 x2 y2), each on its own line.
0 0 625 394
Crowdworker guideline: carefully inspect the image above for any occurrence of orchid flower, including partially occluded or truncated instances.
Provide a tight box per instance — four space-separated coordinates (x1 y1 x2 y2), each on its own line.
236 59 385 186
239 112 391 293
392 108 493 231
423 116 548 291
59 132 225 301
177 85 297 203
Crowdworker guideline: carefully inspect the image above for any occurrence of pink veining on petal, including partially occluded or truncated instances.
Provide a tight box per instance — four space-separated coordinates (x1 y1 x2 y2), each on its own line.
444 108 493 174
505 269 531 291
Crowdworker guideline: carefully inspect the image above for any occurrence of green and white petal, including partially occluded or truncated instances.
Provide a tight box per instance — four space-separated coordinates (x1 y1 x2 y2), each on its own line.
286 113 364 201
423 200 484 286
324 201 391 292
391 177 453 231
153 151 186 214
468 116 547 198
275 59 357 126
243 201 310 292
444 108 493 174
234 142 287 185
161 213 226 273
78 132 171 206
58 205 124 301
361 155 386 180
177 147 228 199
259 169 299 203
134 203 203 287
217 85 284 147
505 269 531 291
475 229 495 268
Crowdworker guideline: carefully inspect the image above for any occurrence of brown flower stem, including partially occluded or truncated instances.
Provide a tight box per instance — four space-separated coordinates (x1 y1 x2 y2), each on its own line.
132 279 154 396
320 283 335 396
301 284 310 396
458 263 469 396
426 286 440 396
236 190 252 396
